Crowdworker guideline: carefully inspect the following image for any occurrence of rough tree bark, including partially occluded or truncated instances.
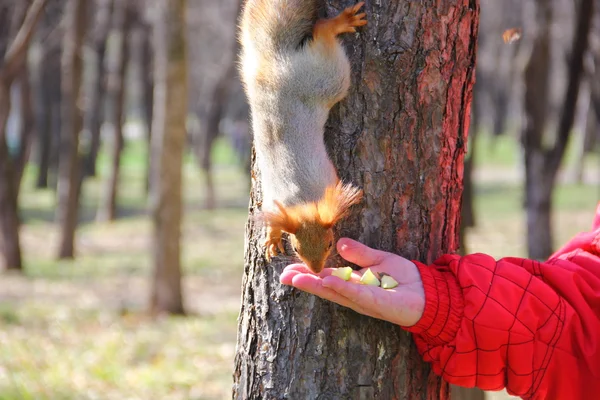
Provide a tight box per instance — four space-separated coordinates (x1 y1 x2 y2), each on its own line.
82 0 114 178
522 0 594 260
56 0 88 259
0 0 47 271
148 0 187 315
233 1 479 399
96 0 131 222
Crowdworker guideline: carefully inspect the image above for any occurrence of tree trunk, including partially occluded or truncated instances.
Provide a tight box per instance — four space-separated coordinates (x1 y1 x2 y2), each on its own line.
522 0 593 260
149 0 187 315
196 65 235 209
14 67 34 194
56 0 88 259
33 44 54 189
0 84 22 271
0 0 47 271
83 0 113 178
96 0 130 222
142 23 155 195
233 1 479 399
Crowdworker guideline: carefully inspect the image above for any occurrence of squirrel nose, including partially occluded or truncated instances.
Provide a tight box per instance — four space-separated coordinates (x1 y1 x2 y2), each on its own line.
307 261 324 274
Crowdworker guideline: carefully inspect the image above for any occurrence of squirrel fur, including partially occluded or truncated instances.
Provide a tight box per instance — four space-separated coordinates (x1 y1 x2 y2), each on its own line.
239 0 366 273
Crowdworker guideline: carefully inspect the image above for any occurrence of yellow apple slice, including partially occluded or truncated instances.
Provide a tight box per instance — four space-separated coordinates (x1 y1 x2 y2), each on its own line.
331 266 353 281
380 274 399 289
360 268 380 286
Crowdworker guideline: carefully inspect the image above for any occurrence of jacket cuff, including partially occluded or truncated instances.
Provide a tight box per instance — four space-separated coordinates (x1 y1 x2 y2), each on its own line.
401 261 464 346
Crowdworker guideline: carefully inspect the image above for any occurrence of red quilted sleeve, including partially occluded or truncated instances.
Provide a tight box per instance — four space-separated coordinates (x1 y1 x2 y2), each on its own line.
403 204 600 399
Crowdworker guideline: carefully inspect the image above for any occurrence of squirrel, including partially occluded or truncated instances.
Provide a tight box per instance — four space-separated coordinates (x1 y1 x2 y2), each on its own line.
239 0 367 273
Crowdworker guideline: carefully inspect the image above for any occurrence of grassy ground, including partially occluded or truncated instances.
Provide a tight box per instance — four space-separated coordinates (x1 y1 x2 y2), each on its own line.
0 134 598 400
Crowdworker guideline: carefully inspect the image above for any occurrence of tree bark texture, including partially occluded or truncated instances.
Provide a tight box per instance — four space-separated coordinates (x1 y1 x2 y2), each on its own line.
83 0 114 178
149 0 187 315
96 0 130 222
522 0 594 260
56 0 88 259
233 1 479 399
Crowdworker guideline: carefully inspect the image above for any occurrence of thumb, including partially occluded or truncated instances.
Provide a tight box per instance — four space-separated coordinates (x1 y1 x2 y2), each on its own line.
337 238 389 268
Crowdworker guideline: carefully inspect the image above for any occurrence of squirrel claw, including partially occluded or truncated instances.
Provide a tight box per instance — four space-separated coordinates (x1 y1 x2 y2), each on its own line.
264 237 284 261
337 2 368 33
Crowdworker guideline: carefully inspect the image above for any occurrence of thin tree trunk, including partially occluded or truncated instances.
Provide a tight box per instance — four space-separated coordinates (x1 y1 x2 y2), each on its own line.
197 65 235 209
142 25 154 195
83 0 113 178
0 0 47 271
233 1 479 398
14 66 34 193
97 0 130 222
56 0 88 259
522 0 594 260
48 67 62 191
0 84 22 271
149 0 187 315
33 44 52 188
571 82 592 183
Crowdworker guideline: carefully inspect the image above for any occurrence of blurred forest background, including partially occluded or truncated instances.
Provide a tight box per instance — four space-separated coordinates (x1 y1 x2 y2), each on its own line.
0 0 598 399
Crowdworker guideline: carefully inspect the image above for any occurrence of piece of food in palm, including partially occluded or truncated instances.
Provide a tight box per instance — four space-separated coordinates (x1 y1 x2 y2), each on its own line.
380 273 399 289
360 268 380 286
331 266 353 281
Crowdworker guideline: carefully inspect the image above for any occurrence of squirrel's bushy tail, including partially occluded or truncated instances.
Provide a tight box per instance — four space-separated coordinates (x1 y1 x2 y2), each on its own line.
240 0 317 54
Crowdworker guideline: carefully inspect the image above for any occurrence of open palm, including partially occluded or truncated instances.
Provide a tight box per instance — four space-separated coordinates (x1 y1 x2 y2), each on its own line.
280 238 426 327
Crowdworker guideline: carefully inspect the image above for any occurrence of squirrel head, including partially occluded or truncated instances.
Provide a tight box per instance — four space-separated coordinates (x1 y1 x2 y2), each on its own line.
263 182 362 273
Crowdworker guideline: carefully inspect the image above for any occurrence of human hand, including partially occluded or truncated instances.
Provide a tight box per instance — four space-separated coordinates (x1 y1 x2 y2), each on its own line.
280 238 425 327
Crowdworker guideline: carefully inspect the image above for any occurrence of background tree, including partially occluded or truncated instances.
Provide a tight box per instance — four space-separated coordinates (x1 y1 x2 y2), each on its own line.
31 0 63 189
148 0 188 315
55 0 88 259
233 1 480 398
0 0 47 271
82 0 113 178
522 0 594 259
96 0 132 222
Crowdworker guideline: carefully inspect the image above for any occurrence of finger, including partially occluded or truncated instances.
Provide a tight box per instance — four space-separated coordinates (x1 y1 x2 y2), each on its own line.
284 264 334 277
321 276 388 320
337 238 390 267
290 274 365 311
280 269 302 285
322 275 371 304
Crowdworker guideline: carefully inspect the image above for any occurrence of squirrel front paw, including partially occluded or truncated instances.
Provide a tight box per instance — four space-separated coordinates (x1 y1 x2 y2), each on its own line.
332 2 367 35
264 228 285 261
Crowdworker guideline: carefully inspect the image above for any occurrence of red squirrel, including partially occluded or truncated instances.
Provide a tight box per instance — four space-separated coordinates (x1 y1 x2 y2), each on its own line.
239 0 366 273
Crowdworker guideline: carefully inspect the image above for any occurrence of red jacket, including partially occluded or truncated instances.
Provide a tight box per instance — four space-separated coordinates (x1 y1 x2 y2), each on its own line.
405 203 600 399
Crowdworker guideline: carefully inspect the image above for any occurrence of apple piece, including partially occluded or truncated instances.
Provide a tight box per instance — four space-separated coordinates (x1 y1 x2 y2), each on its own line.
381 274 399 289
331 266 353 281
360 268 380 286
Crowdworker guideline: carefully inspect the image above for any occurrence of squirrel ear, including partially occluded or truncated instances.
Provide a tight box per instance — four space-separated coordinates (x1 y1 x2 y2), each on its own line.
260 200 300 234
318 181 363 227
